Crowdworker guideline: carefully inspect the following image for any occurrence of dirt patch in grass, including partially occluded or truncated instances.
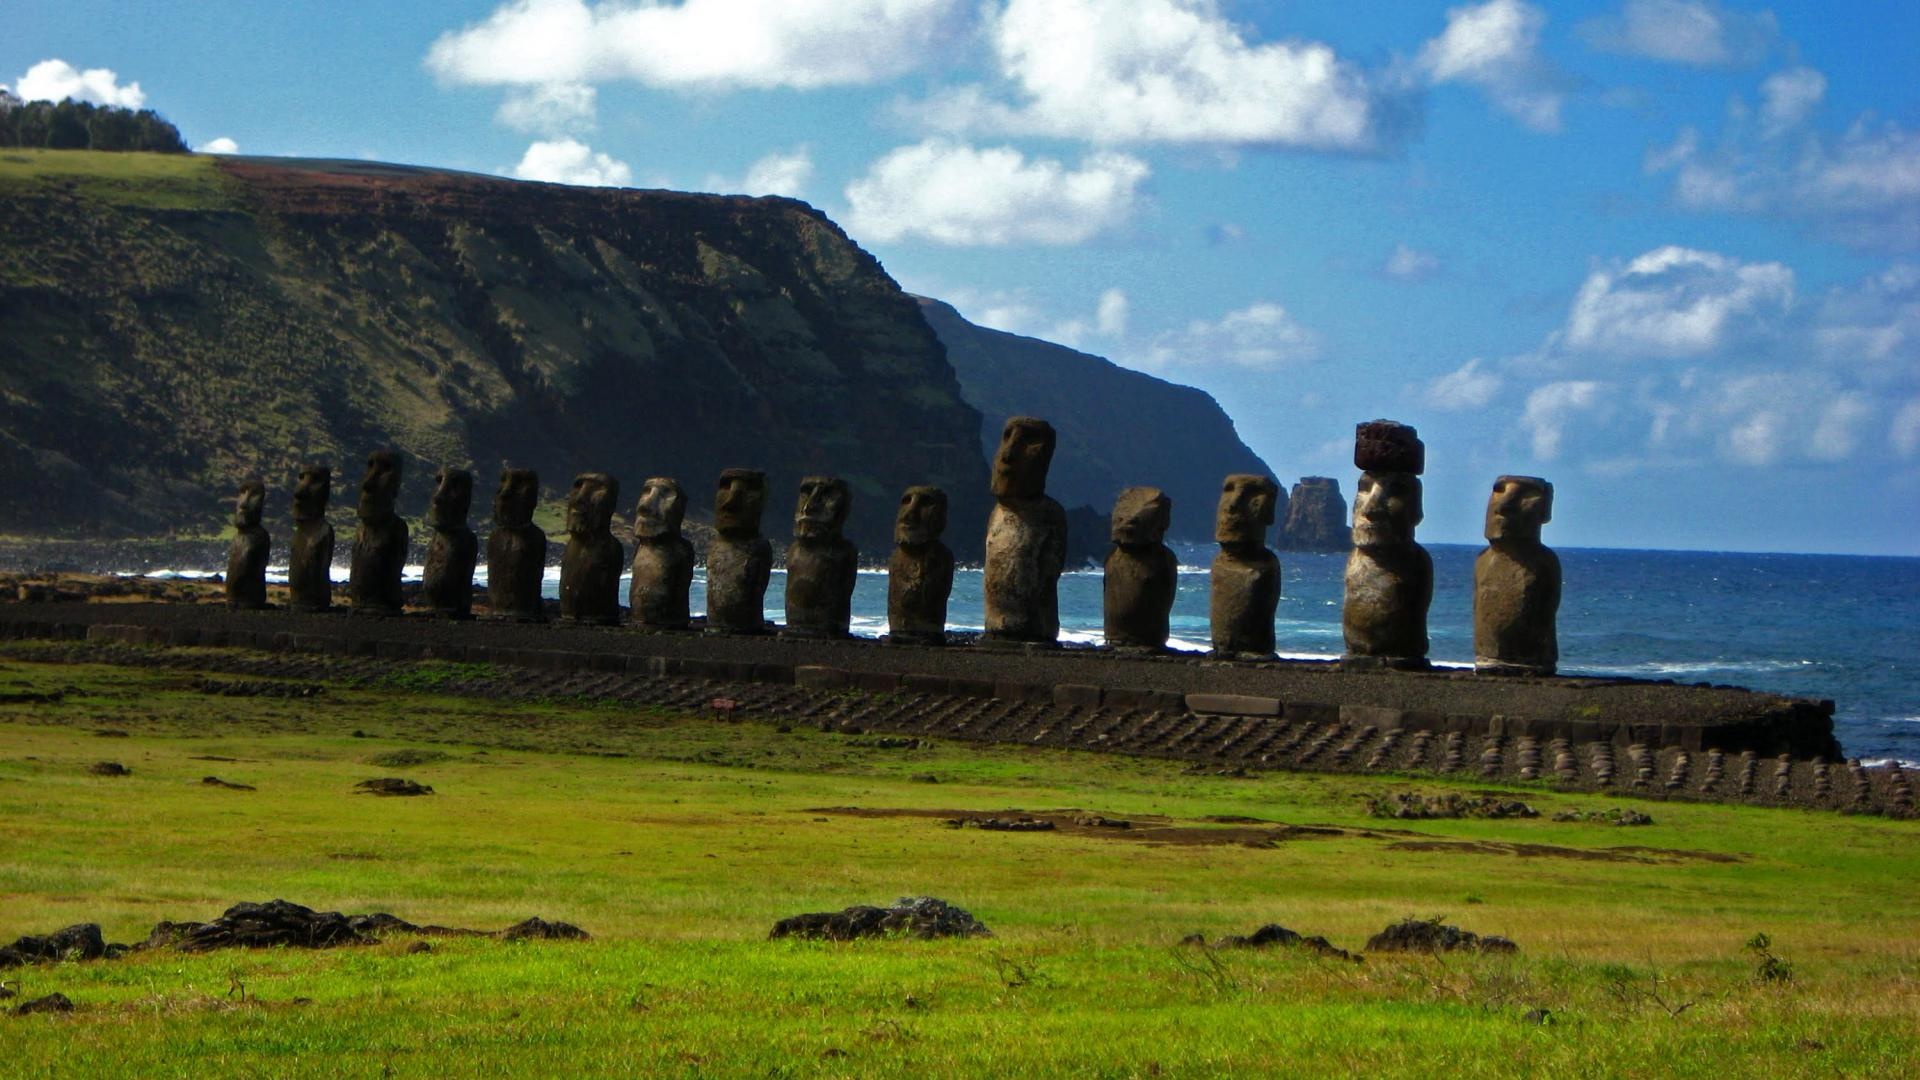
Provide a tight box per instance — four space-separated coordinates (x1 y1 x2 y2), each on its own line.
1385 840 1741 864
806 806 1359 848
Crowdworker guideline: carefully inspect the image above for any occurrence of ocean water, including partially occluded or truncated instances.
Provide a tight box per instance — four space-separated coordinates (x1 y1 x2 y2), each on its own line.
194 545 1920 764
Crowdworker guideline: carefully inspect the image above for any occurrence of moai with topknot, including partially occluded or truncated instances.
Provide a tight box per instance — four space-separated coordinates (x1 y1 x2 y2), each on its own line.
983 417 1067 647
1209 474 1281 659
1342 420 1432 669
1474 475 1560 675
559 472 622 625
349 450 408 616
1103 487 1178 652
628 477 695 630
706 468 772 634
784 476 857 639
887 486 953 646
224 478 270 611
287 464 335 613
420 467 478 619
486 468 548 622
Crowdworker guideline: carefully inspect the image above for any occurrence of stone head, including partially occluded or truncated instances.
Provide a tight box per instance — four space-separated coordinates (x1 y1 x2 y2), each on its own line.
633 477 687 540
794 476 851 541
1111 487 1171 548
991 416 1057 499
566 472 619 537
358 450 402 523
894 485 948 548
493 468 540 528
714 468 767 538
1484 475 1552 545
1352 472 1423 549
292 465 332 523
232 478 266 529
427 467 473 530
1215 474 1278 548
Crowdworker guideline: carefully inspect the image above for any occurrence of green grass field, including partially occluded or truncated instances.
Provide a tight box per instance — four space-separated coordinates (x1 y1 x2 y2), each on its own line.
1 650 1915 1077
0 149 236 211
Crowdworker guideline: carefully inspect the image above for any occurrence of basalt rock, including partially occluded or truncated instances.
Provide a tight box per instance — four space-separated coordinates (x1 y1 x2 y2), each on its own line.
348 451 407 617
224 478 270 611
628 477 694 630
1475 475 1560 676
1210 474 1281 659
287 465 335 613
1103 486 1177 652
1366 918 1516 955
707 468 772 635
420 467 478 619
1343 468 1431 669
983 417 1067 647
784 476 857 639
486 468 548 622
1279 476 1347 552
887 485 954 646
769 896 991 941
1353 420 1425 476
559 472 622 625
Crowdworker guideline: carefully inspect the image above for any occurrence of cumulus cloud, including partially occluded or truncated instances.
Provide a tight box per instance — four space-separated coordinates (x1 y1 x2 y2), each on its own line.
1813 263 1920 385
1419 0 1564 133
427 0 964 90
12 59 145 107
1425 358 1502 409
702 147 814 198
1095 288 1129 338
844 140 1148 246
1384 244 1441 281
1139 301 1320 370
1580 0 1778 67
1521 380 1609 460
907 0 1383 151
496 82 597 135
1893 399 1920 458
509 138 633 186
1759 66 1825 137
1563 245 1794 358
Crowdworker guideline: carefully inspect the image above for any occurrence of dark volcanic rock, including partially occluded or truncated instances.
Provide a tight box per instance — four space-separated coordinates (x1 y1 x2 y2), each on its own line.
1366 918 1518 955
1205 923 1359 962
1368 792 1539 820
1280 477 1347 552
0 923 108 968
86 761 129 777
11 992 74 1016
353 777 434 796
165 900 369 952
500 916 592 941
770 896 991 941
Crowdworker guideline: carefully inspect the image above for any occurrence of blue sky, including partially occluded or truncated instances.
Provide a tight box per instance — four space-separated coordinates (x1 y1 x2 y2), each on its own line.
7 1 1919 554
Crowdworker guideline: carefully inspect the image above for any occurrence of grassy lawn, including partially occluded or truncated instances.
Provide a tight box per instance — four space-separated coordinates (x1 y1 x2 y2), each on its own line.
1 651 1915 1076
0 148 236 211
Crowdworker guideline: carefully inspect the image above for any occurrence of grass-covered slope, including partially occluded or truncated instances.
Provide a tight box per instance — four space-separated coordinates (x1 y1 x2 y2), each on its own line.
0 151 990 553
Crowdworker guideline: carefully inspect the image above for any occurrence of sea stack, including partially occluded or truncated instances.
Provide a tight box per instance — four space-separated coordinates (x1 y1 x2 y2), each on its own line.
287 464 335 613
1209 474 1281 659
706 468 772 635
224 478 270 611
1474 475 1560 675
348 450 407 617
1280 476 1347 552
558 472 622 625
982 416 1067 648
628 477 694 631
886 485 953 646
420 467 478 619
486 468 547 622
1342 420 1431 669
1103 486 1177 653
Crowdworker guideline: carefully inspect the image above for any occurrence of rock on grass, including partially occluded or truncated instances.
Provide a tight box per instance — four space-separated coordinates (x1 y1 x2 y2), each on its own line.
770 897 991 941
353 777 433 796
1366 917 1518 955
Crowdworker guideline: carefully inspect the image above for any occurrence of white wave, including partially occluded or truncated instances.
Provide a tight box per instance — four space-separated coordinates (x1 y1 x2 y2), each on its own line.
1592 658 1817 677
1862 758 1920 769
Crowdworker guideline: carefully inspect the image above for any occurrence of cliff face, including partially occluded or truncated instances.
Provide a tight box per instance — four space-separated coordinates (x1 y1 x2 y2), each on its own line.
1281 477 1348 552
0 152 991 555
918 297 1276 543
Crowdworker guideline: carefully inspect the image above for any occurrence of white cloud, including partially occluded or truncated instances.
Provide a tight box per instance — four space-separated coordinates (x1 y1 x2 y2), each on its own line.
1892 399 1920 458
908 0 1381 151
12 59 145 108
1563 245 1794 358
1522 380 1608 460
427 0 965 90
704 147 814 198
201 137 240 155
1095 288 1129 338
1420 0 1563 133
1808 392 1871 462
1759 66 1824 137
844 139 1148 247
496 82 597 135
509 138 633 186
1581 0 1777 67
1384 243 1441 281
1425 358 1502 410
1139 301 1320 371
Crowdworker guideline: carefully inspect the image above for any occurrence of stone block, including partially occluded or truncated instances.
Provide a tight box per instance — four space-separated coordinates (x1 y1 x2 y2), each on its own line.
1104 687 1186 714
851 670 900 694
1054 683 1104 709
754 664 794 686
795 665 850 691
902 673 951 695
588 652 626 674
949 677 995 699
993 680 1053 705
1185 693 1282 717
1284 700 1340 726
1340 704 1407 730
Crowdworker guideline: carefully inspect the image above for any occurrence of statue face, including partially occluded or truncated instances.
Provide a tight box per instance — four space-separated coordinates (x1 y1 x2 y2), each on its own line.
714 468 767 537
233 479 266 529
1111 486 1171 547
566 472 618 536
1215 474 1277 547
1352 472 1423 549
427 467 473 530
493 468 540 528
633 477 686 539
894 485 948 547
794 476 851 541
1485 475 1552 544
991 416 1056 499
358 451 402 522
292 465 332 523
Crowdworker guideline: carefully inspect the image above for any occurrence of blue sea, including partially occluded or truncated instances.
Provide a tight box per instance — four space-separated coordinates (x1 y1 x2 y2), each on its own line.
192 545 1920 765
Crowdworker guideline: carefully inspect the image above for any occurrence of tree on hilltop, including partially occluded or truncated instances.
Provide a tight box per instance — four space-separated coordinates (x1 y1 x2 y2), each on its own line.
0 91 188 153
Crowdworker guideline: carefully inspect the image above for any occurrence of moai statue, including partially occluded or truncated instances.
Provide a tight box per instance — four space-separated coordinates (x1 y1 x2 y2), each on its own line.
1342 420 1432 669
420 467 478 619
486 468 548 622
1474 475 1560 676
887 486 953 646
706 468 772 635
559 472 622 625
224 478 270 611
628 477 695 630
1209 474 1281 659
287 464 335 613
983 417 1067 647
783 477 858 639
349 450 408 616
1103 487 1178 652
